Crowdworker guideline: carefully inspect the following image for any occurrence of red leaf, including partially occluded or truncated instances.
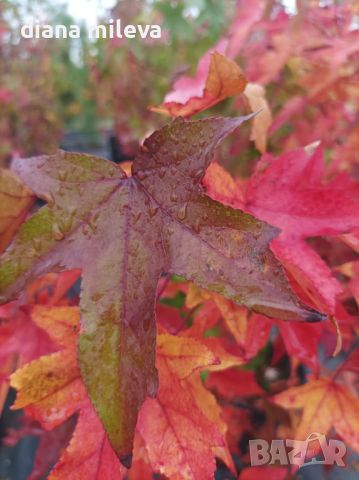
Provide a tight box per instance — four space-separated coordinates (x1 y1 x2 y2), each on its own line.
206 368 264 400
205 147 359 314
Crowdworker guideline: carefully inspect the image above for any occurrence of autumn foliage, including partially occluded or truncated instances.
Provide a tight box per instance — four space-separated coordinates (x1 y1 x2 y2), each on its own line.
1 1 359 479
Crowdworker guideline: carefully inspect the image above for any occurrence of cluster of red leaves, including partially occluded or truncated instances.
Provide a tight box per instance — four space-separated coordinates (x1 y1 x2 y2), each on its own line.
0 2 359 480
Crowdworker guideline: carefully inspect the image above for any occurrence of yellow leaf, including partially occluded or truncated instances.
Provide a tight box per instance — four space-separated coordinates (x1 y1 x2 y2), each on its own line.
244 83 272 153
274 377 359 452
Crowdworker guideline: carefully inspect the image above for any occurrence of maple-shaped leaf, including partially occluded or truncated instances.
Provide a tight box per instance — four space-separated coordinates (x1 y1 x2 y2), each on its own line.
205 147 359 314
151 45 271 152
137 334 233 479
186 283 271 361
0 270 79 415
150 51 247 117
186 283 323 370
275 320 323 373
273 377 359 452
0 169 35 253
10 305 125 479
245 147 359 313
0 116 324 464
11 305 230 479
10 306 85 428
28 418 76 480
14 376 125 480
49 404 126 480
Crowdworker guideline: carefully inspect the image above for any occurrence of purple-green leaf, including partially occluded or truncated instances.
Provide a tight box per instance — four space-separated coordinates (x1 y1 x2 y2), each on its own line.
0 116 325 466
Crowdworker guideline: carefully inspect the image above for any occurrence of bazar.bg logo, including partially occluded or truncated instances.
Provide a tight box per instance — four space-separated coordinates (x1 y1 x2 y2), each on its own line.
249 433 346 468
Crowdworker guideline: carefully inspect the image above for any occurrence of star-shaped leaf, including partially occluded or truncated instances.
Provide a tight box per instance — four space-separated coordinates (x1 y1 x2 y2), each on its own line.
273 377 359 453
0 116 324 465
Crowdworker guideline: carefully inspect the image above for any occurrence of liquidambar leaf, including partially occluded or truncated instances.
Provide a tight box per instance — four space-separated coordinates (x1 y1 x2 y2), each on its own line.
273 377 359 452
150 51 247 117
137 334 230 479
0 116 325 465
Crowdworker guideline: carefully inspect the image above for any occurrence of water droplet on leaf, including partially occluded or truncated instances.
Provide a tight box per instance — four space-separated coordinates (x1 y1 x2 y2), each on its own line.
193 219 201 233
177 204 187 220
32 238 42 252
170 192 178 202
149 205 159 218
147 375 159 397
58 170 68 181
136 170 148 181
132 211 141 224
52 223 64 241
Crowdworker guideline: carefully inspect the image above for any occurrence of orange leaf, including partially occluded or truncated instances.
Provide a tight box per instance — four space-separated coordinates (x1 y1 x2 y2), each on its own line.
273 377 359 452
10 306 85 430
10 307 232 479
137 334 233 479
151 51 247 117
30 305 80 348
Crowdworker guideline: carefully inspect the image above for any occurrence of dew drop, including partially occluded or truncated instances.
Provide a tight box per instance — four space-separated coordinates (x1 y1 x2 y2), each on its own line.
44 193 55 207
177 204 187 221
147 375 159 398
87 213 99 233
62 216 73 234
140 144 149 153
193 219 201 233
57 186 66 197
170 192 178 202
118 169 127 180
52 223 64 241
136 170 148 181
82 224 90 237
132 211 141 224
67 206 77 217
173 151 181 164
32 238 42 252
149 205 159 218
58 170 68 181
